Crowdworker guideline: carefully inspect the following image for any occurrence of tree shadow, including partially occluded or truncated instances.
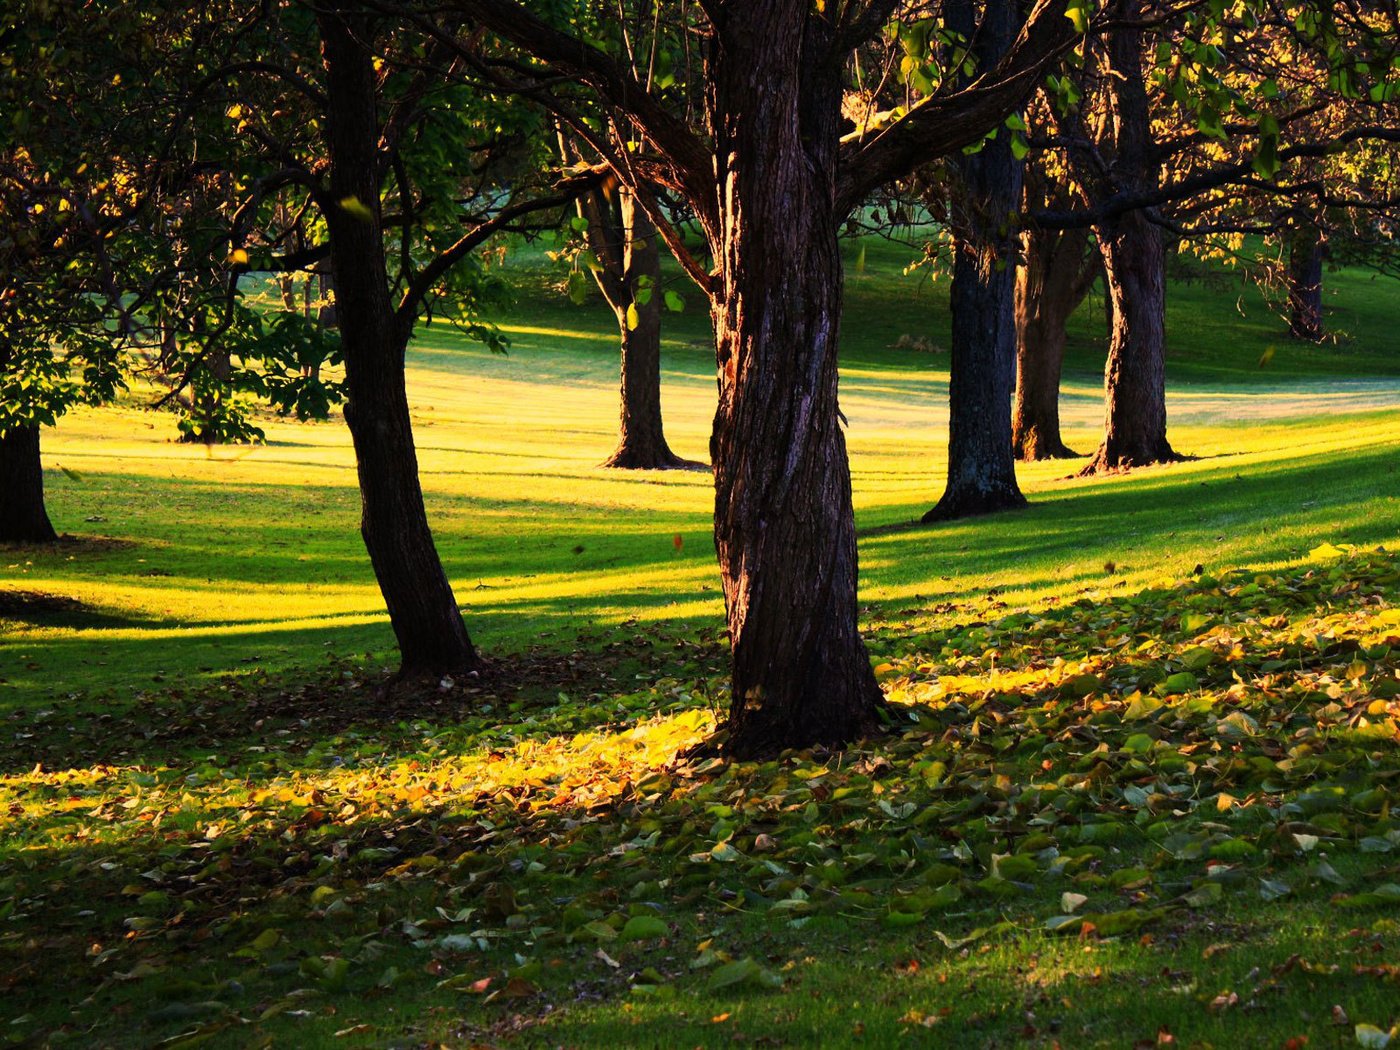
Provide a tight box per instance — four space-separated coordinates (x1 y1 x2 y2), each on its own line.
0 588 157 629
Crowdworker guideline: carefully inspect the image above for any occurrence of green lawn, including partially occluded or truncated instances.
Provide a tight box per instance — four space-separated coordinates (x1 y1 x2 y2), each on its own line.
2 240 1400 1048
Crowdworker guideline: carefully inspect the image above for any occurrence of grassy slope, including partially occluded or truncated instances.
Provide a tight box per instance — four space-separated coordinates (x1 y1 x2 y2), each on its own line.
1 239 1400 1048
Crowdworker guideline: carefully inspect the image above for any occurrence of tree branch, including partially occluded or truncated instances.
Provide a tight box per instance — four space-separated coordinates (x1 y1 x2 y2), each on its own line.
836 0 1079 214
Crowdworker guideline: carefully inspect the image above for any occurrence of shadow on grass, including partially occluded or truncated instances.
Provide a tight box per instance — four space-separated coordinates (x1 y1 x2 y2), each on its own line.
0 588 159 629
0 621 728 773
860 441 1400 603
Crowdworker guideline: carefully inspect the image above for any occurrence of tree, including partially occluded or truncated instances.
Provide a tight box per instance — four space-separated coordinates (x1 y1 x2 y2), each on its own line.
1069 0 1181 473
5 1 591 669
570 178 690 469
0 3 344 540
413 0 1078 754
0 6 166 542
1040 1 1400 473
1012 179 1098 461
302 6 591 678
923 0 1028 521
1009 109 1100 462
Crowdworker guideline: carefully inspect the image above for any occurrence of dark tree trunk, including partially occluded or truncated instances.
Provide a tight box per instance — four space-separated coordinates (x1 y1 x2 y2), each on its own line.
706 5 884 757
577 186 686 468
1082 213 1178 472
1079 7 1181 475
1287 225 1325 342
925 0 1026 521
0 423 58 544
319 9 477 677
1012 218 1095 460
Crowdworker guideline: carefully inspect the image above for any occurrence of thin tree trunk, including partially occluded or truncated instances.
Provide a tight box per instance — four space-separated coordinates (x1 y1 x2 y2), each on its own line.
706 5 884 757
1012 222 1094 460
319 9 477 678
1080 7 1181 475
304 265 333 381
578 187 685 468
180 347 231 445
0 423 58 544
1287 225 1325 342
925 0 1026 521
317 266 337 329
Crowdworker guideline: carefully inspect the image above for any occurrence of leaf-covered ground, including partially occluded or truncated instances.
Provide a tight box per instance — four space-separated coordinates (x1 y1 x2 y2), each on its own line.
5 546 1400 1048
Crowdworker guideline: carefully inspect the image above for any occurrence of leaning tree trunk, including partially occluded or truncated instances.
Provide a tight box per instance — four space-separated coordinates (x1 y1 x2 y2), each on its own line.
0 423 58 544
925 0 1026 521
1079 6 1180 475
319 9 477 677
1287 225 1325 342
706 5 884 757
578 187 685 468
1012 221 1094 460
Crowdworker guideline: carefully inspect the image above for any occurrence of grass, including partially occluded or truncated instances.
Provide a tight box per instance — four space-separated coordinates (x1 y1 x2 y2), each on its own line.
2 236 1400 1048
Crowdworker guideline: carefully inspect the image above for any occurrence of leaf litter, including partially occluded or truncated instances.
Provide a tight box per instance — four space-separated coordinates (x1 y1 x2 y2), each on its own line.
3 548 1400 1045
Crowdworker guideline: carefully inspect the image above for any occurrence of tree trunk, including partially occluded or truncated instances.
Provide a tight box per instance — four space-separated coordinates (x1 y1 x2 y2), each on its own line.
706 6 885 757
1287 225 1325 342
0 423 58 544
579 188 686 469
319 9 477 678
317 266 337 329
1012 222 1093 460
1082 213 1178 472
180 347 231 445
925 0 1026 521
1079 7 1180 475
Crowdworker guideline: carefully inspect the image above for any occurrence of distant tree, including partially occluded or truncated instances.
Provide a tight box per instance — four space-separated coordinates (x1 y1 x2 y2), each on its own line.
1041 0 1400 474
560 138 691 469
923 0 1028 520
0 6 171 542
1012 159 1098 461
583 185 691 469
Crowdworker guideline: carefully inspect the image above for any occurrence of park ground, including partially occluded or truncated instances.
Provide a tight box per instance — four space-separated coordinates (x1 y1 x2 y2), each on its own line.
2 240 1400 1047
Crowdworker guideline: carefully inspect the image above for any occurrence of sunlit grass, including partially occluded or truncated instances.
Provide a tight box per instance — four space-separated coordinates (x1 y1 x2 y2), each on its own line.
3 550 1400 1047
5 241 1400 706
3 239 1400 1047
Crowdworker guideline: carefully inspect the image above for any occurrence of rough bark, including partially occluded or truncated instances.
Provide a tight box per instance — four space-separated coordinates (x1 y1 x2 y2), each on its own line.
1083 214 1178 472
577 186 686 468
319 9 478 677
0 423 58 544
1079 8 1181 475
706 6 885 757
925 0 1026 521
1287 225 1325 342
1012 220 1096 460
